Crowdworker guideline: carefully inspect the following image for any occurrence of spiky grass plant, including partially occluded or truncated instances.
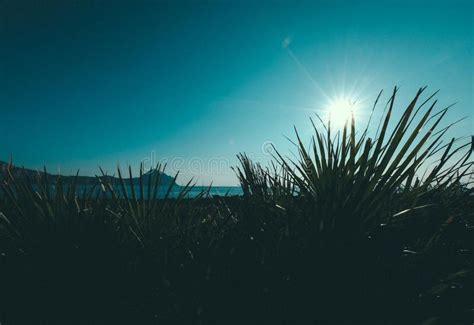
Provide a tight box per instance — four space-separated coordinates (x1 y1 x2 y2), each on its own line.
0 87 472 322
232 87 474 321
233 154 296 204
0 163 128 319
0 162 206 320
97 163 199 249
260 87 473 237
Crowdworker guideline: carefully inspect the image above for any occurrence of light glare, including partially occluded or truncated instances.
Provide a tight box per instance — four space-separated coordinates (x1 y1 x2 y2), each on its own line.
326 97 358 127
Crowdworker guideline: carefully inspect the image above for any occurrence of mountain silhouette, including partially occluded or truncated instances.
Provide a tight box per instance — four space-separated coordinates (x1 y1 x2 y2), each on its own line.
0 161 176 187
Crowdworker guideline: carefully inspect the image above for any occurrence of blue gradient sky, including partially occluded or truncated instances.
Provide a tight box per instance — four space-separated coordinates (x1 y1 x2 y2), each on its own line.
1 0 472 185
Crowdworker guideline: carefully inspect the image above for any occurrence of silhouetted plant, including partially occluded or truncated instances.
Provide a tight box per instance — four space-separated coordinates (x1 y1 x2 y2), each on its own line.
0 88 472 323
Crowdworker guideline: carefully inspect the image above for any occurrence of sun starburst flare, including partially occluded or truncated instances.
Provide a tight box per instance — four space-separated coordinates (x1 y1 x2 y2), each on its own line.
325 97 359 127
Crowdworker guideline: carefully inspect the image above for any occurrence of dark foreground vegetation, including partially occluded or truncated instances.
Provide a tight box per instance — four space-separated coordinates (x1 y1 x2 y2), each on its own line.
0 88 473 323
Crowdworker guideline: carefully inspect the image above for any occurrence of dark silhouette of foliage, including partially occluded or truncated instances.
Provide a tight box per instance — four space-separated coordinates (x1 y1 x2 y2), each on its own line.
0 88 472 323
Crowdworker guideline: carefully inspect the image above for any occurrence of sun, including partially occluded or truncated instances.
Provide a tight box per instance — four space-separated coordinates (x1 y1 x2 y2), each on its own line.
326 97 358 127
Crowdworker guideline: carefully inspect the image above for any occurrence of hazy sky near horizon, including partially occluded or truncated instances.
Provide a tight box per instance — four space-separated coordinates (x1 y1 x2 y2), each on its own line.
1 0 472 185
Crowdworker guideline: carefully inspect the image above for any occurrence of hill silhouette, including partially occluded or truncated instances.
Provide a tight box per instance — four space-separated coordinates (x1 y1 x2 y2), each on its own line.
0 161 176 187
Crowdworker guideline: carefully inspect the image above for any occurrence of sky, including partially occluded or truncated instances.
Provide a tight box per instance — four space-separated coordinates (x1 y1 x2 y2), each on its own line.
1 0 472 185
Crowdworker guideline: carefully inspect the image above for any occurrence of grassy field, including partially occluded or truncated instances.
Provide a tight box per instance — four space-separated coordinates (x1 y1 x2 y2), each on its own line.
0 87 473 323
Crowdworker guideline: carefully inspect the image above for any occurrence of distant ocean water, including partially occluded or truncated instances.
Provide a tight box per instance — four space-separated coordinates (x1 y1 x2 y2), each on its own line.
0 184 243 198
70 185 243 198
184 186 243 197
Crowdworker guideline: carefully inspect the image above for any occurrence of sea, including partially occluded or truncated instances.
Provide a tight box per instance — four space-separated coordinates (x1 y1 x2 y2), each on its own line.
73 185 243 199
176 186 243 198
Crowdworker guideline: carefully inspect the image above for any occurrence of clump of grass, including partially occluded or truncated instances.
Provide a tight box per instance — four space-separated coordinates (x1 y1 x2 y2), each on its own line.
286 88 469 229
233 153 295 200
0 87 472 323
232 87 474 320
0 162 206 320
